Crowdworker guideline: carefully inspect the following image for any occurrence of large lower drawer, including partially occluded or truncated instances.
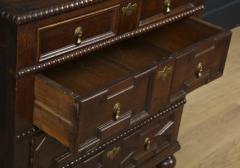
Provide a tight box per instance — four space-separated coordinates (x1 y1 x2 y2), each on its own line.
31 101 184 168
33 17 231 152
34 40 173 151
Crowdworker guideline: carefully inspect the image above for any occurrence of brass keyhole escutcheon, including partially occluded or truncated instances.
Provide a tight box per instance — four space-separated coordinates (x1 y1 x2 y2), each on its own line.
144 137 151 151
113 103 121 121
107 146 121 160
196 62 204 78
122 3 138 16
157 65 173 81
74 26 83 45
164 0 171 14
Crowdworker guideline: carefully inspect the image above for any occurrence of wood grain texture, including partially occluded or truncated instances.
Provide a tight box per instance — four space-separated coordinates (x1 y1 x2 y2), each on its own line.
176 27 240 168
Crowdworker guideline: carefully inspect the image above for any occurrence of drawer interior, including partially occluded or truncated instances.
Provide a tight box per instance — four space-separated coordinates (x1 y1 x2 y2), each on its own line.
41 56 129 97
138 17 224 52
40 40 171 97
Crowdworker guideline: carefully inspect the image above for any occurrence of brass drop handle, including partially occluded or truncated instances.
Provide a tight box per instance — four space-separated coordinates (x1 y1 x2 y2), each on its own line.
74 26 83 45
113 103 121 121
196 62 204 78
164 0 171 14
144 137 151 151
107 146 121 160
122 3 138 16
157 65 173 81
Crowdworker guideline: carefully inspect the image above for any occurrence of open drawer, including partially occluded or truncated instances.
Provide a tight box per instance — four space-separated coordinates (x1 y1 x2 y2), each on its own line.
138 17 232 97
33 40 172 151
33 17 231 151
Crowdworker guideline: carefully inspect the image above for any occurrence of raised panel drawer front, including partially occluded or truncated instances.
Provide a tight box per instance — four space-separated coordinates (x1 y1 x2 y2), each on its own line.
29 98 185 168
96 107 180 168
38 5 119 61
65 106 183 168
139 0 202 26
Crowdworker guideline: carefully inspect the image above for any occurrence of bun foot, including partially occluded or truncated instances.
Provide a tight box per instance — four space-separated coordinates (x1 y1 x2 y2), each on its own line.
157 155 176 168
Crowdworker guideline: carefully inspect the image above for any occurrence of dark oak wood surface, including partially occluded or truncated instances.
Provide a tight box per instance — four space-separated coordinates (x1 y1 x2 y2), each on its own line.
0 0 232 168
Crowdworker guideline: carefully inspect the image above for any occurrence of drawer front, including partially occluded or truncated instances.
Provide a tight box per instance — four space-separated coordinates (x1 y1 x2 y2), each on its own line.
77 78 134 145
131 68 154 120
184 40 215 91
33 99 185 168
171 29 232 95
34 77 135 150
130 118 175 166
140 0 192 25
79 104 183 168
38 5 119 61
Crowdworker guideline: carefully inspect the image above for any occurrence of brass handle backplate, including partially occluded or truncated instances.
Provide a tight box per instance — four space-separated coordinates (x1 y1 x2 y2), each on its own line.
157 65 173 81
74 26 83 45
122 3 137 16
113 103 121 121
164 0 171 14
144 137 151 151
196 62 204 78
107 146 121 160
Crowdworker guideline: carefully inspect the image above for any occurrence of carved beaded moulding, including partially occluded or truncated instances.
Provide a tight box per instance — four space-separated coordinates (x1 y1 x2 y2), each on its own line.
16 127 40 141
0 0 104 24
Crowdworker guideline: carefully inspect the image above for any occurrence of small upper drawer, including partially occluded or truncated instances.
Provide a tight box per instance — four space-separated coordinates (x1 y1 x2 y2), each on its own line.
140 0 196 26
34 57 133 151
172 18 232 93
139 17 232 96
38 5 119 61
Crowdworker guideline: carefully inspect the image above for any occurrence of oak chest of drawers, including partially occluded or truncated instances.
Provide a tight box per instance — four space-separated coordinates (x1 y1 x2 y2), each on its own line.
0 0 231 168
